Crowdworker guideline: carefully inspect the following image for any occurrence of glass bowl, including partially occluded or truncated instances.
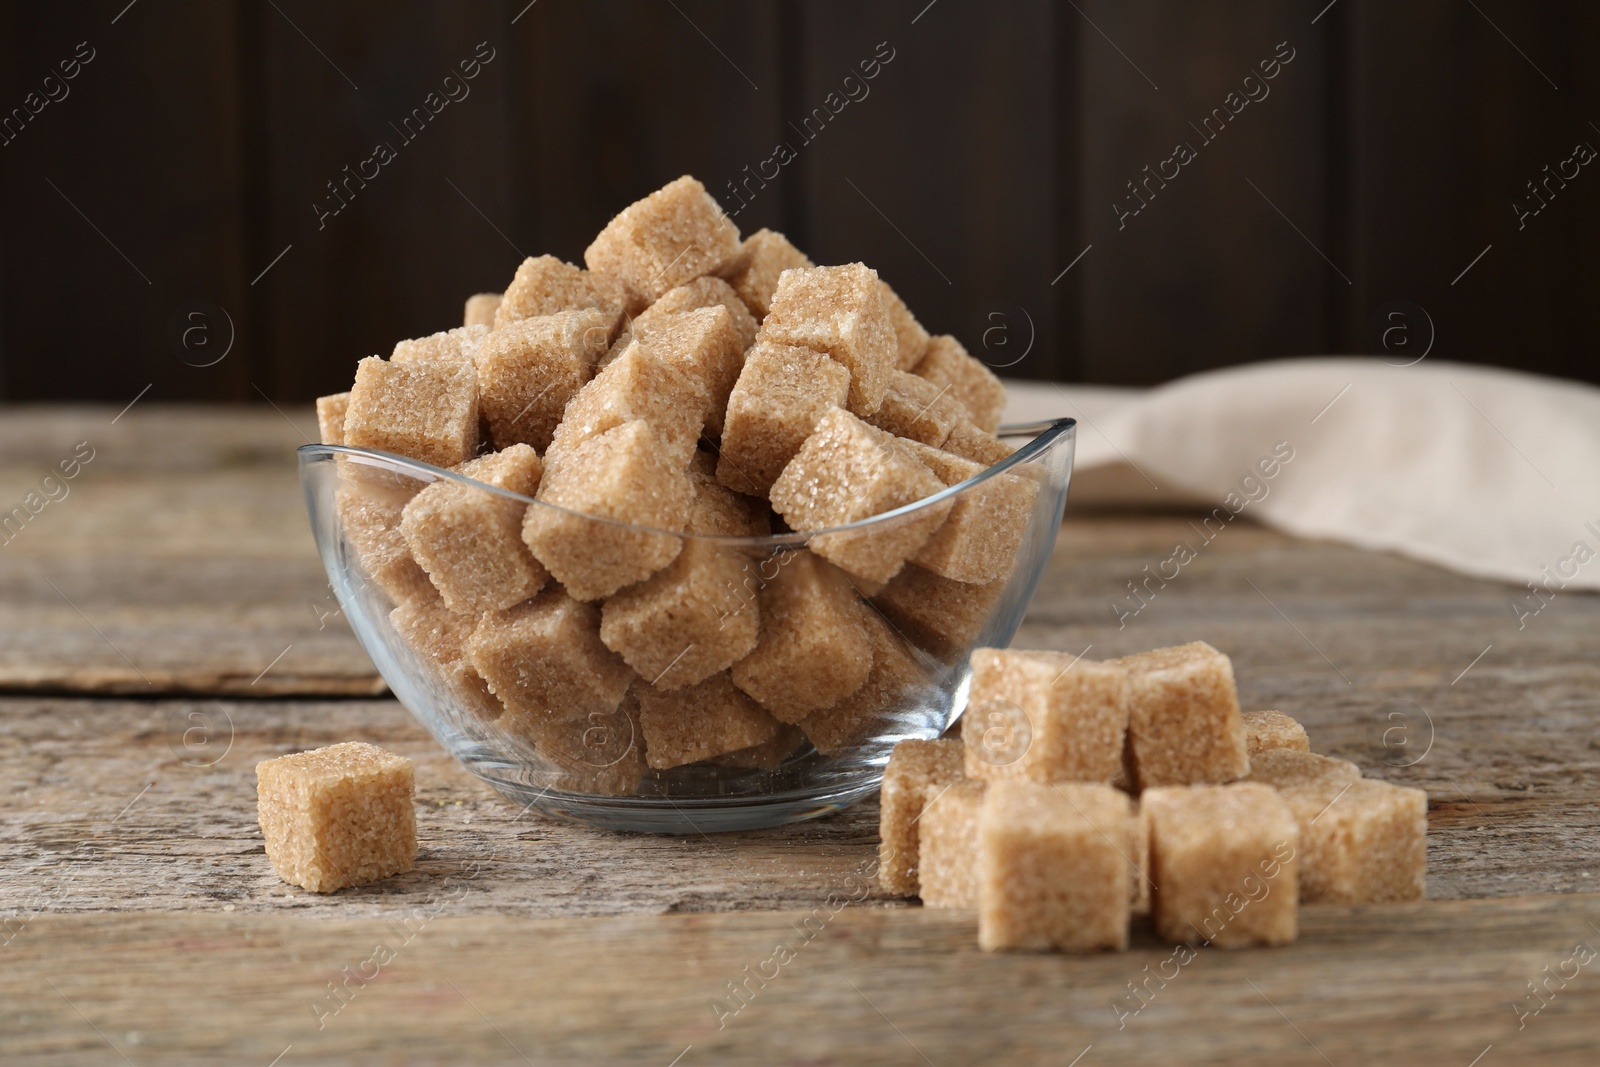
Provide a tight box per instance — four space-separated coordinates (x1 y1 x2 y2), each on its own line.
297 417 1075 833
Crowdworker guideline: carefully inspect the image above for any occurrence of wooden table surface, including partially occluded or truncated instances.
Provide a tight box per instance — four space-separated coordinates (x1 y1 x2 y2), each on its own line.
3 406 1598 1065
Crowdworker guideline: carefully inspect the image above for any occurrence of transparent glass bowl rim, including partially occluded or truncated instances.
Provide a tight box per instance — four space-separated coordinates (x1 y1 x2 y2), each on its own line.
297 417 1076 548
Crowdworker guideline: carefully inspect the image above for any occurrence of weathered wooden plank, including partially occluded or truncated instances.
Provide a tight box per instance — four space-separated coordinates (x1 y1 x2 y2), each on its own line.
4 900 1600 1064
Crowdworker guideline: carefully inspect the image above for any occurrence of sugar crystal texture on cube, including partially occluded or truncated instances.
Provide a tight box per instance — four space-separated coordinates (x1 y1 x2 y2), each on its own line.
636 672 780 769
726 228 813 317
942 421 1015 466
978 781 1136 952
256 741 416 893
399 445 547 614
878 738 966 896
1242 710 1310 755
900 439 1039 584
391 324 489 368
628 304 746 438
336 483 434 603
464 292 502 328
633 275 759 350
878 280 931 370
389 595 502 723
873 565 1005 657
1244 749 1361 791
867 370 966 447
523 422 694 600
1113 641 1250 789
494 254 632 328
729 550 873 722
583 176 742 303
913 335 1006 432
344 356 478 468
686 469 771 537
760 264 897 415
962 649 1129 785
316 392 350 445
1143 782 1299 948
769 407 951 585
466 587 635 727
799 608 931 756
716 722 807 771
715 342 850 496
545 343 711 472
510 684 647 797
599 538 758 690
474 309 615 453
919 780 987 908
1272 778 1427 904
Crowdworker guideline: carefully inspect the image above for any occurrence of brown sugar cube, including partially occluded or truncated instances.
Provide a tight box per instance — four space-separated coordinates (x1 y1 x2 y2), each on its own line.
687 474 771 538
629 304 746 438
800 609 931 756
878 280 931 370
716 722 807 770
600 539 759 690
494 254 631 328
866 370 966 447
466 587 634 726
900 440 1040 585
1242 710 1311 755
715 342 850 496
316 392 350 445
1113 641 1250 790
913 335 1006 432
730 550 873 722
545 343 711 472
474 309 615 453
978 781 1136 952
962 649 1130 785
509 685 647 797
878 738 965 896
942 420 1015 466
919 780 987 908
636 672 781 769
1143 783 1299 948
761 264 898 415
523 422 694 601
256 741 416 893
633 275 759 350
583 175 742 303
391 324 489 368
464 292 502 328
344 357 478 468
389 596 502 723
726 228 812 317
336 484 434 603
1274 778 1427 904
399 445 547 614
769 407 951 585
873 565 1005 657
1244 749 1362 790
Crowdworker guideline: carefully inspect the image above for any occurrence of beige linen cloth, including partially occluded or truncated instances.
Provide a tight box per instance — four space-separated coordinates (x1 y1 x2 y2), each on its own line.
1002 358 1600 592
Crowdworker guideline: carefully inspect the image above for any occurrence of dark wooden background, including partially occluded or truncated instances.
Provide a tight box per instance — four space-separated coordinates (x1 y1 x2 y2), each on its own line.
0 0 1595 405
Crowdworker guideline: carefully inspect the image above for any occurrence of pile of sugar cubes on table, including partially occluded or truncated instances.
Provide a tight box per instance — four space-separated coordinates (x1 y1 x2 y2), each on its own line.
880 642 1428 952
310 175 1039 792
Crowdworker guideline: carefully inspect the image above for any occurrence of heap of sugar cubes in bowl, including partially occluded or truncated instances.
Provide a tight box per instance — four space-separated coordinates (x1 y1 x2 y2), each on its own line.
314 176 1038 792
880 641 1429 954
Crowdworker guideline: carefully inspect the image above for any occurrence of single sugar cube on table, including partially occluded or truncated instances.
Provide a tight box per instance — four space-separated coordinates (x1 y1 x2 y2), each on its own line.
873 565 1006 658
256 741 416 893
878 279 931 370
919 780 988 908
344 357 478 468
336 484 434 603
599 538 759 690
877 737 965 896
389 595 503 723
770 407 951 585
866 370 966 447
761 264 898 416
978 781 1137 953
913 335 1006 432
1113 641 1250 789
474 309 615 453
1272 778 1427 904
399 444 547 614
1142 782 1299 948
632 275 759 350
391 324 489 368
799 608 931 756
584 175 743 303
466 587 635 728
316 392 349 445
942 420 1015 466
1242 710 1311 755
900 439 1039 585
730 550 873 722
629 304 746 438
523 421 694 601
635 672 781 769
962 649 1129 785
494 254 632 328
545 343 711 472
725 228 812 317
1245 749 1361 790
715 342 850 497
464 292 501 328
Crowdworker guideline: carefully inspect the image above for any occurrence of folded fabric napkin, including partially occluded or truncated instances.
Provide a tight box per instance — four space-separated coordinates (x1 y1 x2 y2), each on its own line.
1003 358 1600 593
